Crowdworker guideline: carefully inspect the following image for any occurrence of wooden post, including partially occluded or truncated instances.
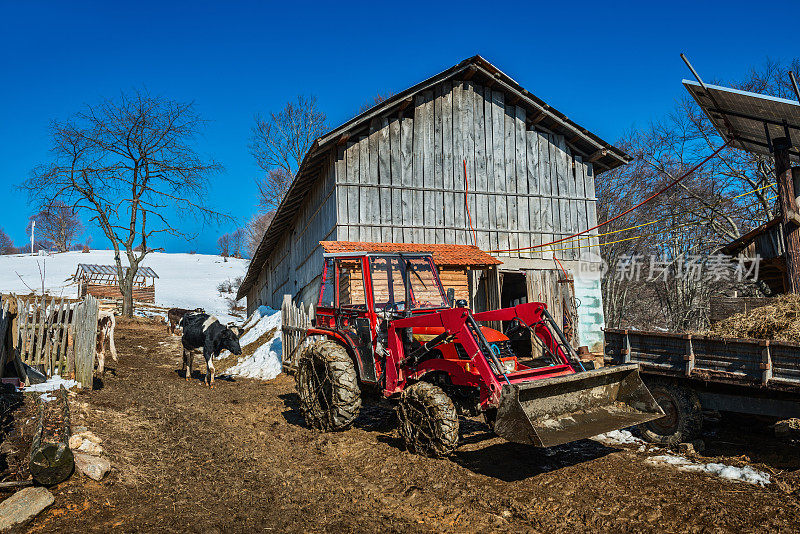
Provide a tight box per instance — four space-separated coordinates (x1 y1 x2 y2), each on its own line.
29 385 74 486
761 341 773 387
774 137 800 293
684 335 695 377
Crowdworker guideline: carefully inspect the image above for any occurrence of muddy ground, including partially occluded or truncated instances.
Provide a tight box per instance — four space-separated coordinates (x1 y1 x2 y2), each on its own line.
4 317 800 533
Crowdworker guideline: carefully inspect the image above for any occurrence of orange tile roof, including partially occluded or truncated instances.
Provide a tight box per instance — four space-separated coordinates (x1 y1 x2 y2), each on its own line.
319 241 501 267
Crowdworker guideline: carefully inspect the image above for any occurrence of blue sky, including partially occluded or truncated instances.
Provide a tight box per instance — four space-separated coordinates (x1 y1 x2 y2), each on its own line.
1 1 797 255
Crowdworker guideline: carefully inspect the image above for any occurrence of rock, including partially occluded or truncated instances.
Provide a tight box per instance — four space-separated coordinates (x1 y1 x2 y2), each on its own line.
68 435 83 449
678 440 705 454
774 419 800 437
0 487 55 530
74 431 102 444
74 452 111 481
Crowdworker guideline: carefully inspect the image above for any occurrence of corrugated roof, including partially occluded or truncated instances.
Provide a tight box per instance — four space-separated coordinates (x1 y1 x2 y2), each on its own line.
238 55 629 300
319 241 501 267
76 264 159 278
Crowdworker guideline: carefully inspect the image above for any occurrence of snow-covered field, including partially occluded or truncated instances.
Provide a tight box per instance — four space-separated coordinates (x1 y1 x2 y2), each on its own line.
0 250 248 323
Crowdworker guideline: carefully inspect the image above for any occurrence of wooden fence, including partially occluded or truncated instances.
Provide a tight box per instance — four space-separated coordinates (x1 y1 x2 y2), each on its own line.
14 295 79 377
281 295 314 374
0 294 99 388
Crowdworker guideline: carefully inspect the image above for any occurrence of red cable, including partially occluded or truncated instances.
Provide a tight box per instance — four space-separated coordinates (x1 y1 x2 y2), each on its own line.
464 159 478 246
488 139 732 253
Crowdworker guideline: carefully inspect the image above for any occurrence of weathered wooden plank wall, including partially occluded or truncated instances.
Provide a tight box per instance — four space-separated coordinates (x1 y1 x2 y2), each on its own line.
248 78 602 311
332 80 598 264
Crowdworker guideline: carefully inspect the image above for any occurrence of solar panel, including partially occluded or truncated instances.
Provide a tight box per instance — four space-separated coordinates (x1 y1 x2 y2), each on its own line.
683 79 800 161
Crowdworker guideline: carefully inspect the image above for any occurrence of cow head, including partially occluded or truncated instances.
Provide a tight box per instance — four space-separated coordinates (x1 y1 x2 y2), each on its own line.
221 326 243 356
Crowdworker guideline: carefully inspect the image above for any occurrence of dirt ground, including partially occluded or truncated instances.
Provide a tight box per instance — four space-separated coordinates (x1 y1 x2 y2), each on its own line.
5 317 800 533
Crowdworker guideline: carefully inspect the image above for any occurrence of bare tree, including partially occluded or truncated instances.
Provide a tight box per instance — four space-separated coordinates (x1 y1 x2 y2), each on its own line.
26 202 84 252
245 211 274 258
595 58 800 332
357 91 395 115
218 233 232 260
249 96 327 210
22 89 224 316
230 228 245 258
0 228 14 255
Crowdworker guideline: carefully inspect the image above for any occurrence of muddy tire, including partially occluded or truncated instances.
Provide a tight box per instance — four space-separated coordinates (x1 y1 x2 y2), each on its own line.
638 379 703 445
295 341 361 431
397 382 459 457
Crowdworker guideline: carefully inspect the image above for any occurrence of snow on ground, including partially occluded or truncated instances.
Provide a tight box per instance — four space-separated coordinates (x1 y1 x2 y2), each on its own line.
592 430 646 446
647 454 771 486
222 306 283 381
0 250 248 323
23 375 80 401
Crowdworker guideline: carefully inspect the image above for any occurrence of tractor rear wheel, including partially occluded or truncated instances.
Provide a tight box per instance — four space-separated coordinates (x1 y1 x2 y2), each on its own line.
397 382 459 457
295 341 361 431
638 379 703 445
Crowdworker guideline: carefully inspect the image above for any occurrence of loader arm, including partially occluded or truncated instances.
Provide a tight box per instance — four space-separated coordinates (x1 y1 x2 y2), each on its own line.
386 307 506 403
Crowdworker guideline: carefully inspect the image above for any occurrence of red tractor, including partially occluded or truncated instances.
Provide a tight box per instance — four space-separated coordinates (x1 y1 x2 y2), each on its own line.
295 252 662 457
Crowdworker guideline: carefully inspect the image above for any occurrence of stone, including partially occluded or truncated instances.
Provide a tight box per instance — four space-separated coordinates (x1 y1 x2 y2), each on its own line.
774 419 800 437
76 440 103 456
74 431 102 444
678 440 705 454
0 487 55 530
73 452 111 481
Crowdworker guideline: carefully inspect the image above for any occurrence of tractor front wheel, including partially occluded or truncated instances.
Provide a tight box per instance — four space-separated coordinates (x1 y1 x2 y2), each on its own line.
397 382 459 457
295 341 361 431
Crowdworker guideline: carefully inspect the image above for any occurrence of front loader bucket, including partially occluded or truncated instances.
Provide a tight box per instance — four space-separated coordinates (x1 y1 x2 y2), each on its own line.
493 364 663 447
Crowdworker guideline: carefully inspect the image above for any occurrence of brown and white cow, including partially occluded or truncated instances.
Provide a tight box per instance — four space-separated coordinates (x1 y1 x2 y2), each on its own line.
95 310 118 375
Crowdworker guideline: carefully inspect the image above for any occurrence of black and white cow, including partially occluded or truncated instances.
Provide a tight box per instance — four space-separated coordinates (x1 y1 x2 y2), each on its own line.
180 313 243 387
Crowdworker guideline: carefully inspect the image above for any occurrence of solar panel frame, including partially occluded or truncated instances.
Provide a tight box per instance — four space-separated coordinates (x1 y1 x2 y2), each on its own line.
683 79 800 162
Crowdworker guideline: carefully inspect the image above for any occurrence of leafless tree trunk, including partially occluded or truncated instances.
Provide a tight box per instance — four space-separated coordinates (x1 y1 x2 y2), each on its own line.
249 96 327 211
218 233 232 261
21 89 224 317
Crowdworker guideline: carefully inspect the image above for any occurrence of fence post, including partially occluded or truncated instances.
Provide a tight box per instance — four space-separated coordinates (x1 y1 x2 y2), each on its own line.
74 295 99 389
761 341 772 387
684 335 695 377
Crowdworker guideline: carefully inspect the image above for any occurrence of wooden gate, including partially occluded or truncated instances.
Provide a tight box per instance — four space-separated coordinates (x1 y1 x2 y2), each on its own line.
0 294 99 389
281 295 314 374
13 295 79 377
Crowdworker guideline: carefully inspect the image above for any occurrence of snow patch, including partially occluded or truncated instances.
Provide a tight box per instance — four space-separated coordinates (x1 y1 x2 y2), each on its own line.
223 308 283 381
592 430 645 446
647 454 771 486
239 307 280 347
24 375 79 401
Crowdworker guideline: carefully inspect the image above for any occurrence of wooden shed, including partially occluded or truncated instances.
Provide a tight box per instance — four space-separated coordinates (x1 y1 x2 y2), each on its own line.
238 56 630 352
75 264 158 303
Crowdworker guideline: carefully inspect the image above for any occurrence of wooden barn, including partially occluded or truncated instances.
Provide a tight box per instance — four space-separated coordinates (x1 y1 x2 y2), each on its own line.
75 264 158 303
237 56 630 351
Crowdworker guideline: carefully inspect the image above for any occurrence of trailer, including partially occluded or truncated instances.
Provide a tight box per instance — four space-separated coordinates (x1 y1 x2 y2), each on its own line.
605 328 800 444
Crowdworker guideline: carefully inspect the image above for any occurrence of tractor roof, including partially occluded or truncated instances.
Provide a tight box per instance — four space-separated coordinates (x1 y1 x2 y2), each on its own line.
320 241 501 267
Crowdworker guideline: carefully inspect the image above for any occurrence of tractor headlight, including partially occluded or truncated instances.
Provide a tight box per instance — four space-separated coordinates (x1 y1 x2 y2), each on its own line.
501 359 516 374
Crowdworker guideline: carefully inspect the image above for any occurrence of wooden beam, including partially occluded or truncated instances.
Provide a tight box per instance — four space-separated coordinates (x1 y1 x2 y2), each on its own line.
587 149 608 163
463 65 477 80
336 133 350 146
398 97 413 111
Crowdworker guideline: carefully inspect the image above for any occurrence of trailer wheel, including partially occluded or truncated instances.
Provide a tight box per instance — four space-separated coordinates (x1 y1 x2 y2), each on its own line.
295 341 361 431
397 382 459 458
638 380 703 445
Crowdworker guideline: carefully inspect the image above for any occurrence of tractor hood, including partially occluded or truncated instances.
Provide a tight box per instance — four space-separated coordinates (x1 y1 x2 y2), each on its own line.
412 325 507 343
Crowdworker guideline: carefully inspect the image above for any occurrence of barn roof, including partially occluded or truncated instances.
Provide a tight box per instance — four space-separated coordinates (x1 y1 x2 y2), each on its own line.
238 55 630 300
76 264 159 279
319 241 501 267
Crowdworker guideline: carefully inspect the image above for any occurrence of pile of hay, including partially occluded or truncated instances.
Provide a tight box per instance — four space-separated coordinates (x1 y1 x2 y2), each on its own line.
707 294 800 342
